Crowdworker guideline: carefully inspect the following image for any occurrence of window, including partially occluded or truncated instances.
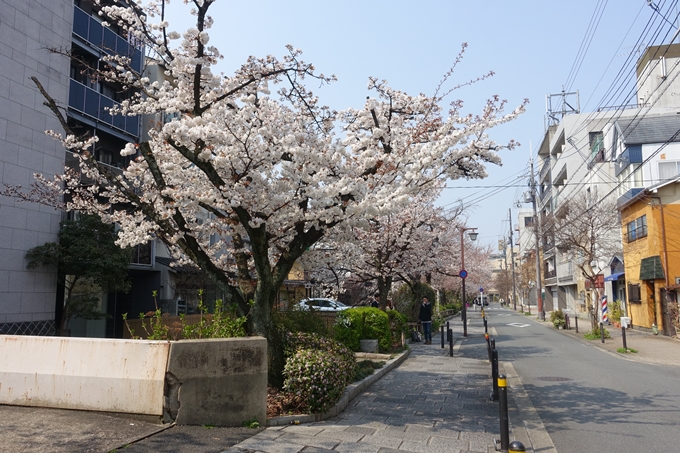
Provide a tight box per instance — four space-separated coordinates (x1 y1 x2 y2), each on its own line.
628 283 641 303
658 161 680 181
524 216 534 227
626 215 647 242
589 131 604 155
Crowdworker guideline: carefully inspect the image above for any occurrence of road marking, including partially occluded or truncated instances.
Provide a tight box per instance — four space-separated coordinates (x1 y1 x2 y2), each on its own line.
507 323 531 328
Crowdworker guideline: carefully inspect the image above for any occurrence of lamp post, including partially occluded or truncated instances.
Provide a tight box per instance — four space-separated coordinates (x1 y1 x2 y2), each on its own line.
460 227 478 337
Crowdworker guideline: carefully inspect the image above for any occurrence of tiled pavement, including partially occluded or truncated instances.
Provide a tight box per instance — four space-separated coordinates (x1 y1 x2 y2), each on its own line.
226 321 511 453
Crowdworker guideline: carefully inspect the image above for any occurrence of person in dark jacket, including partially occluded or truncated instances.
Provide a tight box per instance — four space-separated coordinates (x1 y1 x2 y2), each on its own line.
419 297 433 344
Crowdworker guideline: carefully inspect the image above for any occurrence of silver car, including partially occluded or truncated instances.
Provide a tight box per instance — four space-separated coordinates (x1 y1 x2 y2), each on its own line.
296 298 349 312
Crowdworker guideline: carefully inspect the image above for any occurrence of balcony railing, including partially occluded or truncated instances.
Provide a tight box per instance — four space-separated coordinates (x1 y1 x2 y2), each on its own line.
73 5 143 74
69 79 139 137
539 158 551 181
539 185 552 205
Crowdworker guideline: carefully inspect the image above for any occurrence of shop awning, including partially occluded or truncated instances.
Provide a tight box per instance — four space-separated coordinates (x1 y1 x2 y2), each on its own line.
640 256 665 280
604 272 625 282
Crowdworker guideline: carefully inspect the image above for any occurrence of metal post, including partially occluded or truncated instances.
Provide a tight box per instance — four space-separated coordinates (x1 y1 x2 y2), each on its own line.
530 158 545 321
491 349 499 402
462 277 468 337
564 313 570 330
484 317 488 334
485 333 491 362
441 325 445 348
600 322 605 343
498 374 510 451
448 329 453 357
575 315 579 333
622 325 627 350
509 208 519 312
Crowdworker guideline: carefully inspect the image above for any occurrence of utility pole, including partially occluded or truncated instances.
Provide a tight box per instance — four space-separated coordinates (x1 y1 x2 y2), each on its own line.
508 208 518 311
530 159 545 320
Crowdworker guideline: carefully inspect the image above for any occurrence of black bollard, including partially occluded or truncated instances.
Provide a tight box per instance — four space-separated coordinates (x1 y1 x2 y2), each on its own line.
509 440 526 452
485 334 491 362
622 325 627 350
448 328 453 357
491 338 495 351
498 374 510 451
600 321 605 343
565 313 570 330
490 349 499 402
575 315 579 333
484 317 488 334
441 325 445 348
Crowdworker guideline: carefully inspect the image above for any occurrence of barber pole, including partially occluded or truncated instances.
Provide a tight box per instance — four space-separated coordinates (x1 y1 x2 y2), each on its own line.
601 296 608 324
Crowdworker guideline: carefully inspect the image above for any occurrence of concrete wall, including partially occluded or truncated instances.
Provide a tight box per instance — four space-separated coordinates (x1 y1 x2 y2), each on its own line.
0 335 267 426
0 335 169 415
166 337 267 426
0 0 73 333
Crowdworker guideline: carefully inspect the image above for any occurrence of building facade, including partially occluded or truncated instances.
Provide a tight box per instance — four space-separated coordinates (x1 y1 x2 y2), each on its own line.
0 0 72 335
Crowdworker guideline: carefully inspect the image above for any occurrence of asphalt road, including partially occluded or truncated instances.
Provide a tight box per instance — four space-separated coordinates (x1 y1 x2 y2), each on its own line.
467 305 680 453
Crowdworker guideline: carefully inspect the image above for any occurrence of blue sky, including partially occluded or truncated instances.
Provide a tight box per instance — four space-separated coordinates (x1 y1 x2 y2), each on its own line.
162 0 677 249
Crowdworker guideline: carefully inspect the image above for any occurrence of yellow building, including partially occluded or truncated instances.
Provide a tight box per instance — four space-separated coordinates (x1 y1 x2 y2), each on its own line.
619 178 680 335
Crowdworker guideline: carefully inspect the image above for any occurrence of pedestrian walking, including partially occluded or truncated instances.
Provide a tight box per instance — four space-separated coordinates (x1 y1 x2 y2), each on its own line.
419 296 433 344
370 294 380 308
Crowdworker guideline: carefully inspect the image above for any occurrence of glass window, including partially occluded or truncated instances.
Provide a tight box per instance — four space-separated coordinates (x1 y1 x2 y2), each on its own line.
658 161 680 181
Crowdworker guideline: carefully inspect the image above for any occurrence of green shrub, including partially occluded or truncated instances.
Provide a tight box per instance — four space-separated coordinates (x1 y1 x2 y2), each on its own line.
335 307 391 352
282 332 356 414
353 360 386 381
387 310 408 346
273 304 331 338
550 310 566 329
610 300 623 323
583 325 611 340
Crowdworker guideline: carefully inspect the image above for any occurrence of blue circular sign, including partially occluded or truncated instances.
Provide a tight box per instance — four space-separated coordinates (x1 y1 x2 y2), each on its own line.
459 269 468 279
479 287 484 293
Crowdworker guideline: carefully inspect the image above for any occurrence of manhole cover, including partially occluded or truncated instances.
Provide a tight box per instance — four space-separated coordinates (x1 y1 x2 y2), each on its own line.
535 376 573 382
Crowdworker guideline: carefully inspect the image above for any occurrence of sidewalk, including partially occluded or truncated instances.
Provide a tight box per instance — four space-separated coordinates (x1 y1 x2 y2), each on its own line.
225 316 524 453
516 310 680 367
0 314 532 453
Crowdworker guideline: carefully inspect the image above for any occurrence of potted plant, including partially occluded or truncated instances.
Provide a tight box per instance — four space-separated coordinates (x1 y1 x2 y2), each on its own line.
550 309 566 329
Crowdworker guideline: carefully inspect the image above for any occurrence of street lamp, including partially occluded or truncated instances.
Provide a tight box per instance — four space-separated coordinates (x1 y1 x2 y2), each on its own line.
460 227 477 337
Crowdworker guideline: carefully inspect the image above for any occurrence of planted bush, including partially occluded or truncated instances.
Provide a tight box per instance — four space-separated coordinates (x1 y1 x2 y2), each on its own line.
282 332 356 414
550 309 566 329
335 307 391 352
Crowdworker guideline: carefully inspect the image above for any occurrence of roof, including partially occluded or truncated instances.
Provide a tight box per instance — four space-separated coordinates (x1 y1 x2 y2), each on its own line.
616 114 680 146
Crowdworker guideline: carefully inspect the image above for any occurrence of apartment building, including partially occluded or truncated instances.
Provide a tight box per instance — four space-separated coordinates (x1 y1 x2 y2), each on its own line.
533 43 680 326
0 0 73 335
0 0 157 337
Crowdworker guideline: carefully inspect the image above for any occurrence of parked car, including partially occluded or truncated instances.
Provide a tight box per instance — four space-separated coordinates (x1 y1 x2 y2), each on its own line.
296 298 349 312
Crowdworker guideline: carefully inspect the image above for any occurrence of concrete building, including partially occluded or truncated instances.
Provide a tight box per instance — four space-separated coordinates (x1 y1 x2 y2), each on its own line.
0 0 147 336
0 0 73 335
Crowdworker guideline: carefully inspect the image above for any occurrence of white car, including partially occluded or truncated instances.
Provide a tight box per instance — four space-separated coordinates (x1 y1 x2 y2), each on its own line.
296 298 349 312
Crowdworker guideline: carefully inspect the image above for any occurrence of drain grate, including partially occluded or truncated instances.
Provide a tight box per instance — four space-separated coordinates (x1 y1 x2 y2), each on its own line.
535 376 573 382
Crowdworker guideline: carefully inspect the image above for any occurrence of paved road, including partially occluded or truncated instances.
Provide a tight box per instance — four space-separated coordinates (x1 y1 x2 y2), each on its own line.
479 305 680 453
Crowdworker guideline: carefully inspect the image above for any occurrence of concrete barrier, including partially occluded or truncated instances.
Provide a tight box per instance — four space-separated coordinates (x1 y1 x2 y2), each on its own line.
165 337 267 426
0 335 170 415
0 335 267 426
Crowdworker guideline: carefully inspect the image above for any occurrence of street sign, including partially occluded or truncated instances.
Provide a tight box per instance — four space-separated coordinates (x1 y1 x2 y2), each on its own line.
459 269 468 279
479 287 484 293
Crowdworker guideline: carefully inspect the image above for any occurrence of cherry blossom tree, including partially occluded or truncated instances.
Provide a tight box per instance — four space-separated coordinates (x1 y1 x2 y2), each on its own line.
4 0 526 380
304 188 462 308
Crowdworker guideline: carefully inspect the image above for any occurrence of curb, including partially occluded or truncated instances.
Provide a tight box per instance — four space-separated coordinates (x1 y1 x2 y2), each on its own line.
266 348 411 426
